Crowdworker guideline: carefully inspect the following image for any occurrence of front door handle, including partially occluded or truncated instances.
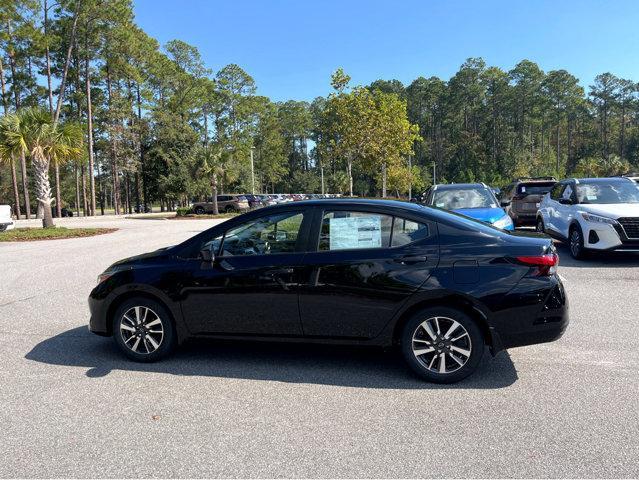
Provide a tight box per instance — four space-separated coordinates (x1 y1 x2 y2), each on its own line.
395 255 428 264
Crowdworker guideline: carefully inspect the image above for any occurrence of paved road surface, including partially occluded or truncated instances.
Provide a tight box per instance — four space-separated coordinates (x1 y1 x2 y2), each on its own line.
1 217 637 477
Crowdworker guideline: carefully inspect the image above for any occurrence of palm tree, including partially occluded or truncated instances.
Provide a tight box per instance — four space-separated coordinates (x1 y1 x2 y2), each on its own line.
198 143 223 215
0 108 83 228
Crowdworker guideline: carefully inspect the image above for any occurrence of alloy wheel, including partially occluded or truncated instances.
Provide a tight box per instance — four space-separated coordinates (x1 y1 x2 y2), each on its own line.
536 219 544 233
570 230 581 257
119 306 164 354
411 316 472 374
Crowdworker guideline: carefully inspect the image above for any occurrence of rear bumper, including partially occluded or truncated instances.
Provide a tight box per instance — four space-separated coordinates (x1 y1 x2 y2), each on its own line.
493 275 569 350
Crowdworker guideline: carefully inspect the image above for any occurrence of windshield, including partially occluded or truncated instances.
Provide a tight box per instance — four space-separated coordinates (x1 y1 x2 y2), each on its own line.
576 181 639 204
432 188 497 209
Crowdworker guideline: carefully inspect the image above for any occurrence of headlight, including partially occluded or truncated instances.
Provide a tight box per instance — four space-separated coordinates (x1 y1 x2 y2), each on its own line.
580 212 617 225
493 215 513 229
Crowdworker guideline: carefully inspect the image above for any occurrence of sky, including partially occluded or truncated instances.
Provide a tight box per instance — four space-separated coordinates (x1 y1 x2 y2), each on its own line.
133 0 639 102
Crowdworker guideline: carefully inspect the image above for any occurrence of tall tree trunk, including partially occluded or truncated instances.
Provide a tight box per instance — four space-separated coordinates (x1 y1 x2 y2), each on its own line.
0 57 21 219
136 83 147 209
105 63 120 215
54 159 62 217
33 157 54 228
211 173 219 215
381 163 387 198
75 164 80 216
347 160 353 197
6 30 31 218
81 164 88 216
44 0 54 116
54 6 79 124
85 37 97 215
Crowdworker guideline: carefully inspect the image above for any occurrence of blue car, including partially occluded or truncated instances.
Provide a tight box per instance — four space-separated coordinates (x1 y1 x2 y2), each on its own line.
423 183 514 230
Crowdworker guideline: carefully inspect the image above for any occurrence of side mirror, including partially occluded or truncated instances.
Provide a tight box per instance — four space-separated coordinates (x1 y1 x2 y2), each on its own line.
558 198 573 205
500 199 511 207
200 244 216 263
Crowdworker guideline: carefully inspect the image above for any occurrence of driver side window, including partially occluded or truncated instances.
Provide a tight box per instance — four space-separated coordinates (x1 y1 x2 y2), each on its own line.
220 212 304 257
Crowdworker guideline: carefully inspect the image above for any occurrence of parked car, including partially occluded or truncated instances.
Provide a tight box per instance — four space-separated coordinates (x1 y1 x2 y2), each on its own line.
423 183 514 230
90 198 567 383
499 177 556 226
53 207 74 218
134 204 152 213
243 194 265 209
619 173 639 184
0 205 14 231
537 177 639 259
192 195 250 214
258 194 276 206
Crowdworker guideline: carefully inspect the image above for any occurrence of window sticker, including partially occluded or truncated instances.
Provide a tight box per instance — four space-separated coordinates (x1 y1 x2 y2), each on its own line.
329 216 382 250
587 195 597 201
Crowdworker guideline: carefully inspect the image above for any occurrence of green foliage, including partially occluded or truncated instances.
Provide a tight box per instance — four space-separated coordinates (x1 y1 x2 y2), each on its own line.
175 206 192 216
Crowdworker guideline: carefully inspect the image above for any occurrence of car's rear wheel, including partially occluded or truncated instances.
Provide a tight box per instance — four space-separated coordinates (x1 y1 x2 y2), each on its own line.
400 307 484 383
536 217 545 233
225 205 236 213
569 224 587 260
112 298 176 362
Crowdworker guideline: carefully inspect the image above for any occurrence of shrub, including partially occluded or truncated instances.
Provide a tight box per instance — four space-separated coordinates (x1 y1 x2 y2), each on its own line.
176 207 193 217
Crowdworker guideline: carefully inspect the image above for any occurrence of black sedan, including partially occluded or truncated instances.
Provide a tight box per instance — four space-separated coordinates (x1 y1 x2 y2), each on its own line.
89 199 568 383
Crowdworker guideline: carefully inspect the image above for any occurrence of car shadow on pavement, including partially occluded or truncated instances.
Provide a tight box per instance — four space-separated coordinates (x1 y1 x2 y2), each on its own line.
25 326 518 390
554 241 639 268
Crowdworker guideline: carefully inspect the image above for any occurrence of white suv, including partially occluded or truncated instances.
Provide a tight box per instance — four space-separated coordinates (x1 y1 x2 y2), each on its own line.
0 205 15 232
537 177 639 259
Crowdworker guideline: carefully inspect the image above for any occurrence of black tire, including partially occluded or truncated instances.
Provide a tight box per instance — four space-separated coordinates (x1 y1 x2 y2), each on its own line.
400 307 484 383
569 224 587 260
112 297 176 362
194 206 205 215
225 205 236 213
536 217 545 233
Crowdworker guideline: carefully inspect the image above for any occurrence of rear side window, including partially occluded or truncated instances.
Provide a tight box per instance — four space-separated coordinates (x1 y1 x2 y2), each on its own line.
550 183 565 200
319 211 392 251
392 218 429 246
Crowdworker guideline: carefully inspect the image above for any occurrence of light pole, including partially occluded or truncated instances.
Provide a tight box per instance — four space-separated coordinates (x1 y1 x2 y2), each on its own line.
408 155 412 200
320 166 325 195
250 147 255 194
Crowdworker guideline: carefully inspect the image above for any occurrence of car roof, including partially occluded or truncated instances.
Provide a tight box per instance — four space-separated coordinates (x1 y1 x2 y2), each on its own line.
432 183 487 191
570 177 635 184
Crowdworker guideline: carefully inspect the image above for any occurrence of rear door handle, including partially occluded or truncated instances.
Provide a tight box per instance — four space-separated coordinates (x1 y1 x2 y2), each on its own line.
266 267 295 275
395 255 428 264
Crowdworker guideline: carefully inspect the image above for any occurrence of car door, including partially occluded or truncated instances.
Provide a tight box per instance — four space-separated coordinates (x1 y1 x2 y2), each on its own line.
555 182 576 237
178 209 311 335
545 182 565 233
298 207 439 339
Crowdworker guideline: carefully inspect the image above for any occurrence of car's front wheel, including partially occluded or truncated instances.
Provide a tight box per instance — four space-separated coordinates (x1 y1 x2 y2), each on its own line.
536 217 545 233
194 206 205 215
569 224 587 260
112 298 176 362
400 307 484 383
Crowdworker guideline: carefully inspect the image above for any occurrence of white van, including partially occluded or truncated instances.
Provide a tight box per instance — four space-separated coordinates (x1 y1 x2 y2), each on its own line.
0 205 15 231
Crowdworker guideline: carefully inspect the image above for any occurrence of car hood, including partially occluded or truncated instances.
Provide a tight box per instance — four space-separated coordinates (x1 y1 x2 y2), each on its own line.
453 207 506 224
577 203 639 219
109 246 172 269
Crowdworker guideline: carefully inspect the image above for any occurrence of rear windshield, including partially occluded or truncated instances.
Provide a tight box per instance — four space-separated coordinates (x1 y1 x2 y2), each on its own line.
517 182 555 195
432 188 497 209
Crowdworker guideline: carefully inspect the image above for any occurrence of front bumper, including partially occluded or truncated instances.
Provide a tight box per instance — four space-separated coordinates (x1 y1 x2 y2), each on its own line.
0 221 14 231
88 289 110 336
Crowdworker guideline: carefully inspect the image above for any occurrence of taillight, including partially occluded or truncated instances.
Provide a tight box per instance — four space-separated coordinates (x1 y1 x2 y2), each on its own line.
514 253 559 276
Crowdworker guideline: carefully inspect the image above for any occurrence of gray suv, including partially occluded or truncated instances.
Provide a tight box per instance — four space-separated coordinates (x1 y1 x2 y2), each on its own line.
192 195 250 214
500 177 556 227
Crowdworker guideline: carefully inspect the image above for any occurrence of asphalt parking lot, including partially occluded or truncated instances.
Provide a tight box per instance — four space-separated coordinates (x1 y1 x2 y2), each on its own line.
1 216 638 478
